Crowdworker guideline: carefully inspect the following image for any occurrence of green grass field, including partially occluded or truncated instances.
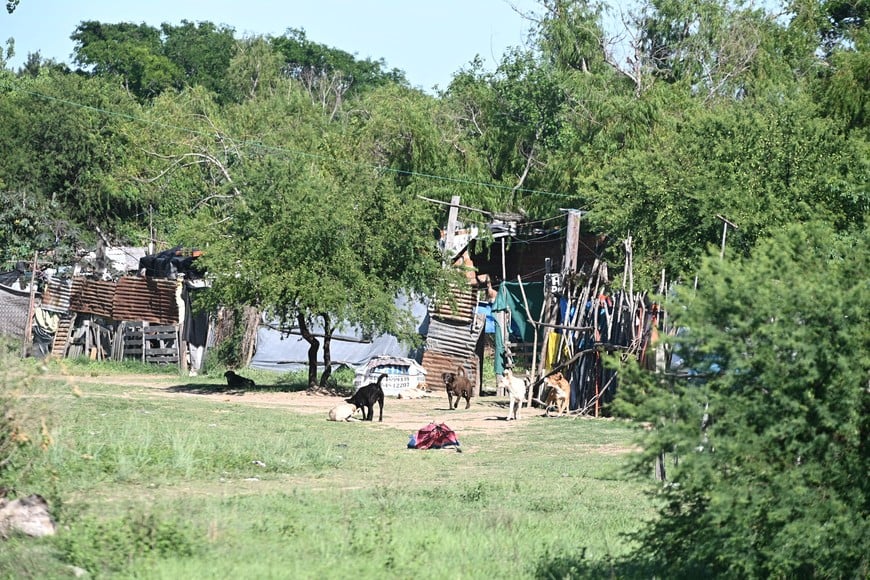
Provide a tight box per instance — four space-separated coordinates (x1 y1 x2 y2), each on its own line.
1 361 657 579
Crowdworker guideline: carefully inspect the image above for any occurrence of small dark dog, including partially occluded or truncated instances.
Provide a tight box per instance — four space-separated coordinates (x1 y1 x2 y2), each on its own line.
224 370 255 389
442 366 473 410
346 373 386 422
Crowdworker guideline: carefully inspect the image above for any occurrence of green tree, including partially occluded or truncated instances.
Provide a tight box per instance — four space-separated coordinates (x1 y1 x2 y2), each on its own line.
153 82 451 385
271 28 406 96
615 222 869 578
0 71 144 256
160 20 236 101
225 36 285 102
445 49 572 216
634 0 783 101
586 94 869 287
71 21 181 99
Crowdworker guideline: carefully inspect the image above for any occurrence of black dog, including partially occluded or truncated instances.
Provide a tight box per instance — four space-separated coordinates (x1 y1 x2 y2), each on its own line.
442 366 473 409
224 370 255 389
346 373 386 422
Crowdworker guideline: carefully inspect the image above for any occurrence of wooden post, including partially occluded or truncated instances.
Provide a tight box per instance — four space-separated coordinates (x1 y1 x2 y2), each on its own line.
516 275 539 400
563 210 583 276
716 214 738 259
500 237 506 281
444 195 460 261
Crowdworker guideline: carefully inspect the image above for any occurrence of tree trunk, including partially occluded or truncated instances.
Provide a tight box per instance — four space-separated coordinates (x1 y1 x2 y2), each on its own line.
319 313 333 387
241 306 260 367
296 312 319 388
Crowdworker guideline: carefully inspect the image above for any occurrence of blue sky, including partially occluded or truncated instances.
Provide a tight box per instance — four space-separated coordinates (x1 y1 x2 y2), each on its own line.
1 0 541 92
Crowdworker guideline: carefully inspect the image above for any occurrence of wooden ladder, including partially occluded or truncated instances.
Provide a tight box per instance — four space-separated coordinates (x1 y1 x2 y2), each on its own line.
50 313 76 358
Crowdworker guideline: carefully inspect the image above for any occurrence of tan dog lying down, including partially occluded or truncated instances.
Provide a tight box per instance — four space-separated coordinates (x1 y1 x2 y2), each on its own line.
543 372 571 417
327 403 360 422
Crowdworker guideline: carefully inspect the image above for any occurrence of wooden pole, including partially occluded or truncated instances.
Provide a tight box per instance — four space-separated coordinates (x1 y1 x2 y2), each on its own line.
444 195 460 262
716 214 738 260
516 275 538 403
563 210 582 276
501 237 506 281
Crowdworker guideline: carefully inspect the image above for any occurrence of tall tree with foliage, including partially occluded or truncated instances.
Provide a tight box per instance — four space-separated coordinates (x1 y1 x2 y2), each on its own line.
585 90 868 287
0 71 144 259
161 82 452 386
160 20 236 102
71 21 181 100
614 222 869 578
271 28 406 99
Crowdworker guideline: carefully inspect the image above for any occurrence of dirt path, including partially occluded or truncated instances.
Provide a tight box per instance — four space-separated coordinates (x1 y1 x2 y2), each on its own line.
40 373 543 436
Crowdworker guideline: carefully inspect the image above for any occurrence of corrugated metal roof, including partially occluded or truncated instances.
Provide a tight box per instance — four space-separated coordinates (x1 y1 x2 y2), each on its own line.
67 276 180 324
113 277 179 324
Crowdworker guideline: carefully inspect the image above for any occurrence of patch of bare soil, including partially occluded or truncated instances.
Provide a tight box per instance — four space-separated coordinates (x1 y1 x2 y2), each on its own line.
40 373 544 436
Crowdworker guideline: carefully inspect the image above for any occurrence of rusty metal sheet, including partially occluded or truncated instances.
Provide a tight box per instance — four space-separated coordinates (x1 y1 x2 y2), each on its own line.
429 284 476 323
67 276 180 324
42 278 73 312
113 277 179 324
422 315 485 393
69 278 116 319
422 350 481 393
424 317 483 358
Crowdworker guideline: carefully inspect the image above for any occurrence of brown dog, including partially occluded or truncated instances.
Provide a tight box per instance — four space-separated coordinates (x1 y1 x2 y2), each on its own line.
442 366 474 409
543 372 570 417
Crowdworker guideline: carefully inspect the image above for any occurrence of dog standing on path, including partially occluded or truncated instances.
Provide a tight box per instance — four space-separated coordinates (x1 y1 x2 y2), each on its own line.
346 373 386 421
500 369 529 421
442 366 474 410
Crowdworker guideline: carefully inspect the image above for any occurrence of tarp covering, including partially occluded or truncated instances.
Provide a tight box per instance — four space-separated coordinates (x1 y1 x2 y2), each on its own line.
138 246 203 279
0 262 28 288
491 281 544 343
407 423 460 450
491 281 544 375
250 297 430 372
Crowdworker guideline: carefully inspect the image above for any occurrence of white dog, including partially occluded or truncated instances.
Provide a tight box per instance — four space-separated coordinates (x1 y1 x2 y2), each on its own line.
327 403 360 422
500 369 528 420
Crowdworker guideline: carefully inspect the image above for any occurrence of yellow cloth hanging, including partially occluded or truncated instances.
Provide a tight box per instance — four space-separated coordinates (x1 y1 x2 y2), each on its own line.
545 331 561 370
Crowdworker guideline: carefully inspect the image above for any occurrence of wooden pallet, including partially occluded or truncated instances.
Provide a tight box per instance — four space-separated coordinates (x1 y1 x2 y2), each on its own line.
121 322 179 364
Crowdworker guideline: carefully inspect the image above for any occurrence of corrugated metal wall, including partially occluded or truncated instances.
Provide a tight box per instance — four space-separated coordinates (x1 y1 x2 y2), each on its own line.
422 282 486 394
42 279 73 313
69 279 115 319
113 277 179 324
67 276 179 324
422 350 481 393
428 284 476 323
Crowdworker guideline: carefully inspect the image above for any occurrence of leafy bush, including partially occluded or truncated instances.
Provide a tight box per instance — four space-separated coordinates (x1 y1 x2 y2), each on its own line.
617 223 869 578
0 338 52 492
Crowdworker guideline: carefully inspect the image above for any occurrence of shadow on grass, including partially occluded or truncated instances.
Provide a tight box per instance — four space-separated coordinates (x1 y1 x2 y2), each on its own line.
164 381 311 395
